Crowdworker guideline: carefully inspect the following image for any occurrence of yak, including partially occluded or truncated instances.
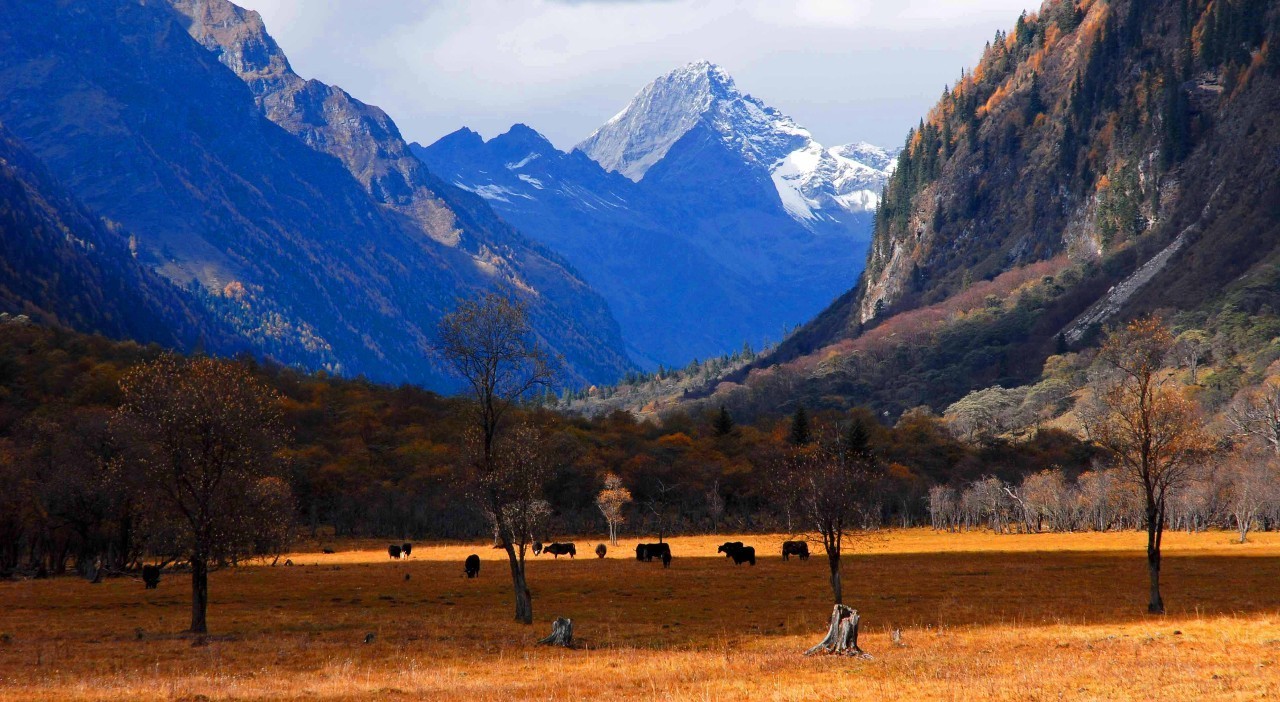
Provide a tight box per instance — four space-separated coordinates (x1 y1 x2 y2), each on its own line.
542 542 576 558
636 543 671 567
388 544 402 560
464 554 481 578
141 564 160 589
717 542 744 557
533 541 543 556
719 543 756 566
781 541 810 561
401 542 413 558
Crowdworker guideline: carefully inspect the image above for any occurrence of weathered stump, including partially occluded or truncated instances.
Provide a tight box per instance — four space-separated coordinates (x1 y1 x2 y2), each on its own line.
537 617 574 648
805 604 870 658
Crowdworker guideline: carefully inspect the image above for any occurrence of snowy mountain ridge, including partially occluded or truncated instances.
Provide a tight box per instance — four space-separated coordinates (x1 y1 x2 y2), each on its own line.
578 60 897 227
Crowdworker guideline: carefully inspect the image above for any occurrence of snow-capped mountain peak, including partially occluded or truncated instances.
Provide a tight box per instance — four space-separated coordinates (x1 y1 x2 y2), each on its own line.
577 61 896 226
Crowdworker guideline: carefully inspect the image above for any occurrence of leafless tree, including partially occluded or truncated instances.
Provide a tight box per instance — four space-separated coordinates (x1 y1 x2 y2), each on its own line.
1083 317 1214 614
114 356 289 634
783 432 880 605
965 476 1012 533
927 485 959 532
1228 381 1280 455
1019 469 1079 532
641 478 680 543
705 479 725 534
1174 330 1211 385
1222 445 1278 543
437 293 556 624
595 473 631 546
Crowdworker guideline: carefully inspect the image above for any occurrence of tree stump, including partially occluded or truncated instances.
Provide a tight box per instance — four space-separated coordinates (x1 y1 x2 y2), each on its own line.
805 605 870 658
537 617 574 648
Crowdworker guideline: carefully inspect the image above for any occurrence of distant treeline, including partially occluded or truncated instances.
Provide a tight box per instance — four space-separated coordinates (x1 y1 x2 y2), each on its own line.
0 320 1109 575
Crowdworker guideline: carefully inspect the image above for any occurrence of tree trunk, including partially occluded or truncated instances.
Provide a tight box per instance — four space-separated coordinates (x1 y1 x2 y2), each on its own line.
504 543 533 624
826 547 842 605
537 617 574 647
190 556 209 634
805 604 868 657
1146 508 1164 615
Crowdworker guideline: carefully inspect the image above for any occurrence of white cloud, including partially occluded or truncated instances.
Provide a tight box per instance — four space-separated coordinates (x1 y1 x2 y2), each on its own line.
237 0 1037 149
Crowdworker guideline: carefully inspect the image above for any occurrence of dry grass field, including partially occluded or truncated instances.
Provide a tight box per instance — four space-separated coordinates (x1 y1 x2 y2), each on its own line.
3 529 1280 700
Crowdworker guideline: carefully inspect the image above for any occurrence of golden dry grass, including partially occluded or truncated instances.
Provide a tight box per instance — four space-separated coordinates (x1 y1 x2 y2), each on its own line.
3 530 1280 700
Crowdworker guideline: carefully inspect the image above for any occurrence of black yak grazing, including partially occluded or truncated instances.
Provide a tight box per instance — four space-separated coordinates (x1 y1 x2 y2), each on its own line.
542 542 576 558
782 541 810 561
141 565 160 589
719 543 756 566
464 554 481 578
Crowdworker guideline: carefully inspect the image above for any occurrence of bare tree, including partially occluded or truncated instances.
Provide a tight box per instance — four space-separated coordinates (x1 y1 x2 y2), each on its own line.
114 356 289 634
783 432 880 605
1174 330 1211 385
641 478 679 543
705 479 725 534
1228 381 1280 455
438 293 555 625
1020 469 1079 532
1222 445 1278 544
595 473 631 546
927 485 960 532
1083 317 1214 614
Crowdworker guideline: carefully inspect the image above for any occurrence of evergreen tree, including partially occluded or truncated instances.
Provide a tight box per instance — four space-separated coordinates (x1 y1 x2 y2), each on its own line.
790 406 811 446
844 417 873 463
713 405 735 437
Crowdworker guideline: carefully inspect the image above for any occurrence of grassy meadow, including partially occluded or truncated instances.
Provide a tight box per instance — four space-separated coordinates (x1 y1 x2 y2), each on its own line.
2 530 1280 700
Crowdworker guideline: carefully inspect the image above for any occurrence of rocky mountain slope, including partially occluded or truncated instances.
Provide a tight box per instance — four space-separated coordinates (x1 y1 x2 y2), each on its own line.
0 122 234 350
0 0 633 388
419 62 895 367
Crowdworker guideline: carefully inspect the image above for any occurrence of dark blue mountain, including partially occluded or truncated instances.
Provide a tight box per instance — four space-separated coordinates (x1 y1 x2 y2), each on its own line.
0 0 634 388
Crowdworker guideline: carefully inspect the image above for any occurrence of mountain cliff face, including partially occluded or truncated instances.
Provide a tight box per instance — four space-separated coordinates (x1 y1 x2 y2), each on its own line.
0 122 233 349
661 0 1280 420
419 62 895 367
0 0 633 387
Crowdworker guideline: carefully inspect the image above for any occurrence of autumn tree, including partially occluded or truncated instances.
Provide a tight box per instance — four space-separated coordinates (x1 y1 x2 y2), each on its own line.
1084 317 1213 614
783 431 881 604
114 356 290 634
437 293 555 624
595 473 631 546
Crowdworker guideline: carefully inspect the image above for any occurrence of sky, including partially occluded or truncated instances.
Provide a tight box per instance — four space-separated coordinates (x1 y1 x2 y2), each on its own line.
237 0 1039 151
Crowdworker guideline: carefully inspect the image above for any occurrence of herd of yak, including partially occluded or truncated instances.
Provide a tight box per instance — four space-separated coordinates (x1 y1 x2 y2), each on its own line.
133 539 814 590
418 539 811 579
